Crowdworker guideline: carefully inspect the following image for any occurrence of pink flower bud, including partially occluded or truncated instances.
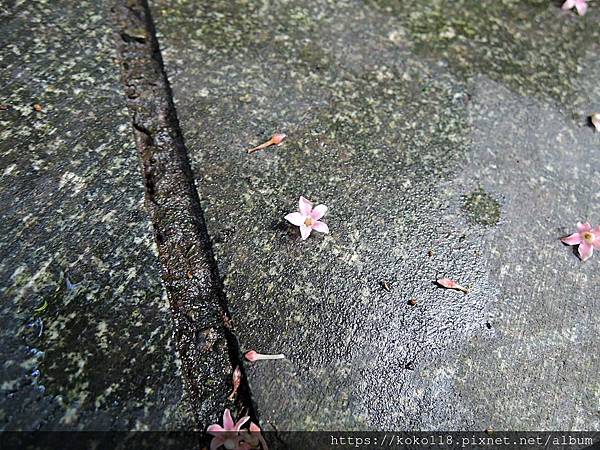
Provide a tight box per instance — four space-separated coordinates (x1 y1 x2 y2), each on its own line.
272 133 286 144
227 366 242 400
244 350 285 362
437 278 469 293
247 133 287 153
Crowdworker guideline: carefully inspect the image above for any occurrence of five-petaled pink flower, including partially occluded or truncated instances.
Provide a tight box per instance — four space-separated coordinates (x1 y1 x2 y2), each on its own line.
561 0 588 16
561 222 600 261
207 409 249 450
285 196 329 240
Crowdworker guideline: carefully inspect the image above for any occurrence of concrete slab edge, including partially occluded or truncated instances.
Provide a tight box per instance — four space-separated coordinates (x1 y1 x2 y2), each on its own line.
109 0 257 430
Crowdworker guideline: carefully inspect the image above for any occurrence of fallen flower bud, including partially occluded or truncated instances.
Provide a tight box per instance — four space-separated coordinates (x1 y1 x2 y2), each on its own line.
227 366 242 401
437 278 469 293
245 350 285 362
247 133 287 153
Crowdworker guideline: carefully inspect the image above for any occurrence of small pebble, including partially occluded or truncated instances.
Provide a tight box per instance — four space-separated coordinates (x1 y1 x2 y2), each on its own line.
65 276 77 291
33 103 43 112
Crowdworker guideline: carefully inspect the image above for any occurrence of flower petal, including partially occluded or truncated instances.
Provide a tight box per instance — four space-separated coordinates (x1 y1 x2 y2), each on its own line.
578 242 593 261
592 113 600 132
249 423 269 450
312 221 329 234
593 227 600 249
234 415 250 431
285 212 305 226
300 225 312 240
299 196 313 216
311 204 328 220
575 0 588 15
210 437 225 450
561 232 582 246
561 0 576 10
577 222 591 232
207 425 225 436
223 409 234 430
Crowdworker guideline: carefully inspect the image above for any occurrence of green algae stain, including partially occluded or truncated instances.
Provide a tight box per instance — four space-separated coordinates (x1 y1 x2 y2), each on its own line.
299 42 330 71
463 189 501 226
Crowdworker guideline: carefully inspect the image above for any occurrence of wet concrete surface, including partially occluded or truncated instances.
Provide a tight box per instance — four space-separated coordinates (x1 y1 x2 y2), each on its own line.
151 0 600 430
0 1 195 430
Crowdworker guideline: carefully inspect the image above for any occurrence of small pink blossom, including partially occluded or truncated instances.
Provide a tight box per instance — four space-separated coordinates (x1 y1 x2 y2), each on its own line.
561 0 588 16
437 278 469 293
244 350 285 362
207 409 249 450
591 113 600 132
285 196 329 240
561 222 600 261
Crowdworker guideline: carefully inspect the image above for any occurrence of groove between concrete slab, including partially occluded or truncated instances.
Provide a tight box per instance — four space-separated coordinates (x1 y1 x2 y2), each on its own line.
110 0 256 429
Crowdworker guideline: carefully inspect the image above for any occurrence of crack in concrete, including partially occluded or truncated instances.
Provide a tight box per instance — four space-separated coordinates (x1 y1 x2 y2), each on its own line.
110 0 257 430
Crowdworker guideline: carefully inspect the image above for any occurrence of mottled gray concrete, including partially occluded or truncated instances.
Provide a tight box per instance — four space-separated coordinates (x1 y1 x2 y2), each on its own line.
0 1 194 430
152 0 600 430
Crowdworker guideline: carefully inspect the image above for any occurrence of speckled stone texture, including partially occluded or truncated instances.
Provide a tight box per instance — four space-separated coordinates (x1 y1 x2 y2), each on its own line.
0 0 194 430
152 0 600 430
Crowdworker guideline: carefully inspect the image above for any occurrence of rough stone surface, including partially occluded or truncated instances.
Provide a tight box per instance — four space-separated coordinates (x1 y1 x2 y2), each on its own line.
0 0 194 430
152 0 600 430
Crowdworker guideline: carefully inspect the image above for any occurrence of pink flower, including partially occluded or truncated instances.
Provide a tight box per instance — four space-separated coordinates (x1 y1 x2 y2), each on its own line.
561 0 588 16
561 222 600 261
207 409 249 450
284 196 329 240
245 350 285 362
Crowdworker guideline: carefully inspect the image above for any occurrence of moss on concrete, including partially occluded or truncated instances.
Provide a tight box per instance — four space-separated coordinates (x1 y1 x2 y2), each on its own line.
463 189 501 226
